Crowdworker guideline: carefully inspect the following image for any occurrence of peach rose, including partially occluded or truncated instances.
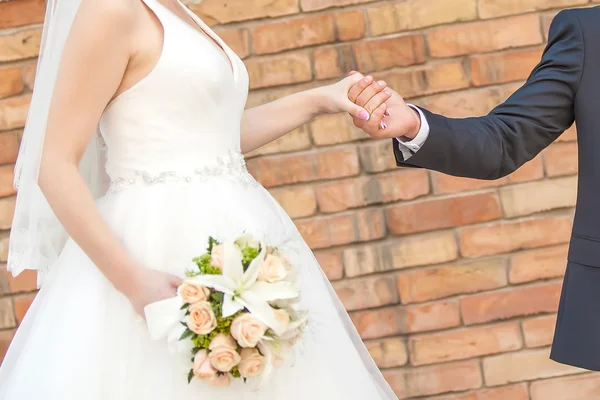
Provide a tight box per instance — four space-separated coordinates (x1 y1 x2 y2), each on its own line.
193 349 218 381
238 348 266 378
208 334 241 372
211 244 224 271
274 309 290 332
210 373 232 387
257 254 288 283
179 282 211 304
186 301 217 335
230 314 267 348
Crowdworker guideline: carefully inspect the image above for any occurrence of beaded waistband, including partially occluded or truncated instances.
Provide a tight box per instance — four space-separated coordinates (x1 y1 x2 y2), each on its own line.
106 151 258 193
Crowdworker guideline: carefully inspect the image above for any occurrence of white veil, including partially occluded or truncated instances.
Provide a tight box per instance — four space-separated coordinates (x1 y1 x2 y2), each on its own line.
7 0 109 287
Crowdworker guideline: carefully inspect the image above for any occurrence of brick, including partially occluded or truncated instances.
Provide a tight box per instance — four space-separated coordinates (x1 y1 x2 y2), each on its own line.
300 0 376 12
460 282 562 325
483 347 583 386
355 208 386 242
427 15 542 58
420 83 521 118
344 231 458 277
0 131 20 164
432 172 507 195
8 269 38 294
479 0 588 19
246 54 312 89
351 300 460 339
310 113 366 146
387 191 502 235
380 61 470 99
270 185 316 219
0 329 15 364
247 127 311 157
351 34 426 72
507 156 544 183
367 0 477 37
315 170 429 213
251 15 336 55
0 0 46 29
0 233 8 262
296 209 383 250
397 258 507 304
410 322 523 366
403 300 461 333
296 214 355 250
335 11 365 41
530 373 600 400
376 169 431 203
386 360 482 398
333 274 398 311
247 147 359 188
314 250 343 280
214 28 250 59
358 139 397 173
543 142 578 177
0 297 15 329
192 0 299 24
389 231 459 270
459 216 572 258
500 176 577 218
0 94 31 131
0 265 9 295
315 147 360 181
21 61 37 91
470 48 543 86
0 67 23 99
0 196 15 229
0 164 16 197
522 315 557 348
365 337 407 368
313 46 352 80
14 294 35 323
0 28 41 62
510 245 568 284
431 383 529 400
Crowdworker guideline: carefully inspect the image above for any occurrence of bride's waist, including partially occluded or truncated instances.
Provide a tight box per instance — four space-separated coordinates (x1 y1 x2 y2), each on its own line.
105 151 258 193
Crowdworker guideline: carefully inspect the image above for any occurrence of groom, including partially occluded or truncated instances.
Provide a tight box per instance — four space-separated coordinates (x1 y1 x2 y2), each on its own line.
349 7 600 371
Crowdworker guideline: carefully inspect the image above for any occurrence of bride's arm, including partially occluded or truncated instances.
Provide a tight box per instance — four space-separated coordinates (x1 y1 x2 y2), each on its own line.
240 75 390 154
38 1 179 309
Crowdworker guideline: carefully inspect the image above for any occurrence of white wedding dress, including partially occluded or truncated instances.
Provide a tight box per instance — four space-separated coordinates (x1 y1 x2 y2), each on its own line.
0 1 397 399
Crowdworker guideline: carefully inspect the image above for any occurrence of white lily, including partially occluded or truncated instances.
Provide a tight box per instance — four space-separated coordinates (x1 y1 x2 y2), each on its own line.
186 240 299 335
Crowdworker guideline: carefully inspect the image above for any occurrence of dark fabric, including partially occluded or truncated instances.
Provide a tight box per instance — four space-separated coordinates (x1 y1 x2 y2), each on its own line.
394 7 600 369
551 262 600 371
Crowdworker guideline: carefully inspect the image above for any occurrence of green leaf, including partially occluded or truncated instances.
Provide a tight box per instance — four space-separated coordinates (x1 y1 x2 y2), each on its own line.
179 329 194 341
187 369 194 384
180 303 190 310
211 292 224 303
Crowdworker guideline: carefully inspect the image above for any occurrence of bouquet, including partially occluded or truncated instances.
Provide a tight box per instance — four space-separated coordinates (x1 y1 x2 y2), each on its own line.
144 234 309 389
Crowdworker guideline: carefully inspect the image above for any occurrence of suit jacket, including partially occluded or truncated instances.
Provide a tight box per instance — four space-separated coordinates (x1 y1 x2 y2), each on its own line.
395 7 600 269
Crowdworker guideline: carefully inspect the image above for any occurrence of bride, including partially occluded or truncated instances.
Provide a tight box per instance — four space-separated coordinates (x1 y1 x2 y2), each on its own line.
0 0 397 399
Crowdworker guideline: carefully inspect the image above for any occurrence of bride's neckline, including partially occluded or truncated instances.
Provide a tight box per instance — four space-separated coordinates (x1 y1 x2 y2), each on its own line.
153 0 235 77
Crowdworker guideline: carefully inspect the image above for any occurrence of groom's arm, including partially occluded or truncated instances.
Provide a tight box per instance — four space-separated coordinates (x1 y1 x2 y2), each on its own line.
395 9 584 180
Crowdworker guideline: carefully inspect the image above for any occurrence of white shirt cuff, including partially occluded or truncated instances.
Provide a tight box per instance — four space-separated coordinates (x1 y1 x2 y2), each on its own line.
395 104 430 160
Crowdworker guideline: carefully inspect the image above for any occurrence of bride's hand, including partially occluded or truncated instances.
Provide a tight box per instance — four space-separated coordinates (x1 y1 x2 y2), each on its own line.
124 267 183 317
314 73 391 121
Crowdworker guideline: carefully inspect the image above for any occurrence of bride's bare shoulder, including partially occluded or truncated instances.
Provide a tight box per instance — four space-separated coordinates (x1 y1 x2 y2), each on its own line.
76 0 142 30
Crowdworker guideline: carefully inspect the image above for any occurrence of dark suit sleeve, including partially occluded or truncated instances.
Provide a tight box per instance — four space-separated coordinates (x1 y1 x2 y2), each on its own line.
394 10 585 180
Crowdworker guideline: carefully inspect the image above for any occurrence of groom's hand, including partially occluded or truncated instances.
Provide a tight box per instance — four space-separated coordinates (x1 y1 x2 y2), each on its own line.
347 73 421 140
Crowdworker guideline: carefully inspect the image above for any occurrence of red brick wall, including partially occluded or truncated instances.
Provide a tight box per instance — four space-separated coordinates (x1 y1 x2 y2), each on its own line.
1 0 600 398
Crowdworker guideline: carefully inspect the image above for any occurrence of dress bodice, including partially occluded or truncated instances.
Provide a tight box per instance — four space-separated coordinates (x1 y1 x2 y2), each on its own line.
98 0 249 182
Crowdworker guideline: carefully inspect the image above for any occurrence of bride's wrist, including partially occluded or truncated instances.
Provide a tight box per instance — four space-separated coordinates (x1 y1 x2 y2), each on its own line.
306 87 330 117
112 263 145 298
